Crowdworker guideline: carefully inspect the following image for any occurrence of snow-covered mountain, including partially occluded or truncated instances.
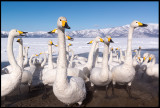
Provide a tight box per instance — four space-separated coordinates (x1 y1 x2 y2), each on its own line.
1 23 158 38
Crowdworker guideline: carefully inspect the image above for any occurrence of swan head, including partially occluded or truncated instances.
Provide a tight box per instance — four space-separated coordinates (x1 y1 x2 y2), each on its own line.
16 38 23 44
139 46 141 49
130 20 148 28
57 16 70 29
66 35 74 41
94 36 104 43
9 29 27 37
48 40 54 45
148 54 155 62
143 52 149 62
105 35 114 44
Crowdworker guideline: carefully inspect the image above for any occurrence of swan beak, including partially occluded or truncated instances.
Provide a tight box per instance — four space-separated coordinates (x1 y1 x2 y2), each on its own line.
143 57 146 62
100 38 104 42
138 57 141 61
66 36 74 41
62 20 70 29
18 31 28 36
35 54 39 56
87 40 93 44
69 43 72 46
48 29 57 34
138 22 148 27
148 57 152 62
139 46 141 49
110 39 114 43
16 38 20 42
54 45 58 47
50 41 54 45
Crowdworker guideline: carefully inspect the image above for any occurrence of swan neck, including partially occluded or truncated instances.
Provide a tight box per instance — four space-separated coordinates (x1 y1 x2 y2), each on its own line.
68 49 74 68
48 45 54 69
41 53 47 67
93 43 99 67
29 55 35 67
102 43 109 72
7 35 18 68
109 50 113 63
17 42 23 68
87 41 97 69
55 28 68 86
125 26 134 65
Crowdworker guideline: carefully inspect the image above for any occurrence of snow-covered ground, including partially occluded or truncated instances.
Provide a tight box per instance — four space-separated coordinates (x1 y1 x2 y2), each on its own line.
1 38 159 67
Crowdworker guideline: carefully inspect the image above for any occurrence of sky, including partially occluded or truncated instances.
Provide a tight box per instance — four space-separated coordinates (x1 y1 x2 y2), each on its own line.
1 1 159 32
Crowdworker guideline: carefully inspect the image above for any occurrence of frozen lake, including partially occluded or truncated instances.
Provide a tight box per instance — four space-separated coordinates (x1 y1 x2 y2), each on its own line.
1 37 159 68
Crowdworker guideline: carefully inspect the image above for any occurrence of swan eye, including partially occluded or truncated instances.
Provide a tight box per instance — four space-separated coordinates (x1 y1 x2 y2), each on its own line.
60 19 61 21
136 22 137 23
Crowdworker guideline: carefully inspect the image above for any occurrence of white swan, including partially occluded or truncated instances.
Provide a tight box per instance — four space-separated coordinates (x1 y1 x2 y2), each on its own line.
1 29 27 97
137 52 150 78
89 36 114 96
41 40 57 86
111 20 148 97
116 47 125 63
75 36 104 82
146 54 159 78
16 38 33 91
53 16 86 106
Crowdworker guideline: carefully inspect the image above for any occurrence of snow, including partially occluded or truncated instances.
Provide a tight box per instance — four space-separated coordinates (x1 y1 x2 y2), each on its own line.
1 38 159 67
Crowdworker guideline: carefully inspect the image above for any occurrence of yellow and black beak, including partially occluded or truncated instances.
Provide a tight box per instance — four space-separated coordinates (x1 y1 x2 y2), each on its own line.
148 57 152 63
143 57 146 62
50 41 54 45
137 22 148 27
54 45 58 47
66 35 74 41
87 40 93 44
18 31 28 36
16 38 20 42
100 38 104 42
62 20 70 29
108 37 114 43
48 29 57 34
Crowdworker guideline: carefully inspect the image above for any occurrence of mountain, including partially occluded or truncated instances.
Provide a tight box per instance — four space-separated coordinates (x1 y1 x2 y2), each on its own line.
1 23 158 38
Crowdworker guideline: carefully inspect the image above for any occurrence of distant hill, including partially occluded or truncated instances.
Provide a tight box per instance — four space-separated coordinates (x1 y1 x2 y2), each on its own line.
1 23 158 38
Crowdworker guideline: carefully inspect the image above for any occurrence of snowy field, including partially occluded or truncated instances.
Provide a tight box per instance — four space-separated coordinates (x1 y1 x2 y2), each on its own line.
1 37 159 68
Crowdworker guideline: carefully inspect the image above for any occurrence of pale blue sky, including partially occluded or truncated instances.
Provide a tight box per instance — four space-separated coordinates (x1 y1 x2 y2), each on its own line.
1 1 159 32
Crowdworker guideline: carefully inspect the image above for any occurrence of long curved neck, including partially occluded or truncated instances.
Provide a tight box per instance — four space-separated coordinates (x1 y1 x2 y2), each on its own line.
68 49 74 68
124 26 134 65
120 49 123 58
7 35 18 68
151 56 156 66
24 48 28 65
102 43 109 75
86 41 97 70
41 53 47 67
56 28 68 86
17 42 23 69
48 45 54 69
29 55 35 67
93 43 99 68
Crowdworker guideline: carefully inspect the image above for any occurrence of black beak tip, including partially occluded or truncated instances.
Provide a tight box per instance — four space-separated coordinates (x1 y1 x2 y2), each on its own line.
142 24 148 27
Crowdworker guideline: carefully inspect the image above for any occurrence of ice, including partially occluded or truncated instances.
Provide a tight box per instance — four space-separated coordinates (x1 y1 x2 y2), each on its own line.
1 37 159 69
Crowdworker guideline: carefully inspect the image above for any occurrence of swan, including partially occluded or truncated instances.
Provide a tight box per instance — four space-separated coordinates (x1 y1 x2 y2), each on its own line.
116 47 125 63
16 38 34 92
75 36 104 82
137 52 150 78
53 16 86 106
108 48 120 71
41 40 57 86
66 43 72 64
1 29 27 97
146 54 159 78
89 36 114 97
68 48 74 68
111 20 148 98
